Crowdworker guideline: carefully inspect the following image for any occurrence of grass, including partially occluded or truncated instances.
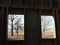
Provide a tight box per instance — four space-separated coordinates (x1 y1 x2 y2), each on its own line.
42 29 56 38
8 29 24 40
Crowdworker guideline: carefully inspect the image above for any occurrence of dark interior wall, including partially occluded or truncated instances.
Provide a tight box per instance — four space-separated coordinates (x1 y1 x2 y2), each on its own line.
8 8 24 14
11 0 22 5
56 10 60 45
7 8 24 45
1 7 59 45
43 0 50 7
2 7 42 45
33 0 41 6
22 0 32 5
25 9 41 45
0 0 9 5
41 10 57 45
0 0 60 45
51 0 58 8
42 39 56 45
2 7 8 45
0 0 59 8
0 7 3 45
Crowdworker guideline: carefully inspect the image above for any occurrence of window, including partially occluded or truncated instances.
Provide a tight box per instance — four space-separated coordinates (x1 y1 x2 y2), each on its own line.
7 14 24 40
41 16 56 39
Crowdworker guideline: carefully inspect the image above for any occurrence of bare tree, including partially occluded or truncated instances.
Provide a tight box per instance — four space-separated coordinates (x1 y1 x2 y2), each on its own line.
11 15 14 36
41 16 52 32
8 15 14 36
14 17 22 36
8 15 23 36
8 15 18 36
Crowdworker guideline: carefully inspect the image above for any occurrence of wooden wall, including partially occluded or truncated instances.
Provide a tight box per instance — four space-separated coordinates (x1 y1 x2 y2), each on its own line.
0 0 60 45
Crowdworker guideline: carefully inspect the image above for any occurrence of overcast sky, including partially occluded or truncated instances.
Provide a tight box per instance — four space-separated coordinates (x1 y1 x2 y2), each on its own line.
41 16 55 28
8 14 24 29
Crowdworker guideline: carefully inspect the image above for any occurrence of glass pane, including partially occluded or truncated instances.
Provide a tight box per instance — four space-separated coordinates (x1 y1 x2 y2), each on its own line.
7 14 24 40
41 16 56 39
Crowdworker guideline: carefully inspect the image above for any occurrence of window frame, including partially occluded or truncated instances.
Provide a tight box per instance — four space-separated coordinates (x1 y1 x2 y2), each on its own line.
40 10 57 39
7 8 25 41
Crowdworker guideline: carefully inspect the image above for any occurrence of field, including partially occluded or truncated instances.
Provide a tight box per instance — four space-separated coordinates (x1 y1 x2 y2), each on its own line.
8 29 24 40
42 29 56 39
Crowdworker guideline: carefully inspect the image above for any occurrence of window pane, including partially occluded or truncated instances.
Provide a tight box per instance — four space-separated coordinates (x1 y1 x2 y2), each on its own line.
41 16 56 39
8 14 24 40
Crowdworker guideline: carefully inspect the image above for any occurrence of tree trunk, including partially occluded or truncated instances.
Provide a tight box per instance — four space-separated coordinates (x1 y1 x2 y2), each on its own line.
43 28 45 32
11 20 13 36
16 25 18 36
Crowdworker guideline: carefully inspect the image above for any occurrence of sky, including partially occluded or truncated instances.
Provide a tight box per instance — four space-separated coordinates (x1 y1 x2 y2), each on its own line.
41 16 55 29
8 14 24 29
8 15 55 30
